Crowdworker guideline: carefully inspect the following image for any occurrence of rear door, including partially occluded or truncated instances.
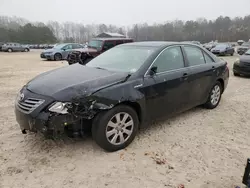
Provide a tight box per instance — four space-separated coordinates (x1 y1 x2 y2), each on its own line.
141 45 190 119
182 45 217 106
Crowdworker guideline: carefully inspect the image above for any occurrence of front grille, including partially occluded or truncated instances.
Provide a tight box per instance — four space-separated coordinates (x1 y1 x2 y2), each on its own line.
17 98 44 114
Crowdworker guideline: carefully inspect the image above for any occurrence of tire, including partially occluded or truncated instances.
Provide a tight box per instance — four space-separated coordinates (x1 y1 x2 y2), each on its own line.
7 48 13 53
234 72 240 76
24 48 29 52
204 81 222 109
92 105 139 152
54 53 62 61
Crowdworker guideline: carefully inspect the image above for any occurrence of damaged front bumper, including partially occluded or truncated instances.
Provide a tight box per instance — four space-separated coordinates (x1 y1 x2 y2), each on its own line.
15 106 78 137
14 88 89 137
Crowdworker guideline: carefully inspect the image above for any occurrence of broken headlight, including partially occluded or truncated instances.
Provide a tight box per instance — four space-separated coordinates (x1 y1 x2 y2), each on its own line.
48 102 71 114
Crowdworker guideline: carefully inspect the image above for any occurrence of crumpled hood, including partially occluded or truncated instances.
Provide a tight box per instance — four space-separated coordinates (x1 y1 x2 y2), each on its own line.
27 64 129 101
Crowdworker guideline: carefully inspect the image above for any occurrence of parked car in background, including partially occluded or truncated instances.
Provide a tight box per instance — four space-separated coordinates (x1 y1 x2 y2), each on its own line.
203 42 217 51
211 43 234 56
237 40 245 46
40 43 84 61
67 38 134 65
15 42 229 152
233 49 250 77
237 42 250 55
0 42 5 51
2 43 30 52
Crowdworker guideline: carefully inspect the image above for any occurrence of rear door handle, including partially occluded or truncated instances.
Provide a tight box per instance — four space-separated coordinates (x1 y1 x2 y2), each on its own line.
212 66 216 72
182 73 188 80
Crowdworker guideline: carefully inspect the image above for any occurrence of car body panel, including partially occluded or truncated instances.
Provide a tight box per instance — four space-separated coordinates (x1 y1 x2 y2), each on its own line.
2 43 29 52
233 54 250 76
211 44 234 55
67 38 134 65
15 42 229 137
40 43 84 60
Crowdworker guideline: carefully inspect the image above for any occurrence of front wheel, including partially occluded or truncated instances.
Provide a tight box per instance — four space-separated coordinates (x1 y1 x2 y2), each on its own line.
92 105 139 152
24 48 29 52
7 48 13 52
54 53 62 61
204 82 222 109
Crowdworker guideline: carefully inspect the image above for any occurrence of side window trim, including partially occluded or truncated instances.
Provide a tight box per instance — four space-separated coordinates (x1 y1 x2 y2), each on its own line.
182 45 206 67
202 50 215 63
144 45 186 77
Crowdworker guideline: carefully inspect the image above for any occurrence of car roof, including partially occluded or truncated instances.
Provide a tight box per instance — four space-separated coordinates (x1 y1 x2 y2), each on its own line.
121 41 201 48
91 38 133 41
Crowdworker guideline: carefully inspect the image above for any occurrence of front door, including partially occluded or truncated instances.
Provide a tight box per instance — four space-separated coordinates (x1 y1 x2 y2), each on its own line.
61 44 73 59
140 46 190 120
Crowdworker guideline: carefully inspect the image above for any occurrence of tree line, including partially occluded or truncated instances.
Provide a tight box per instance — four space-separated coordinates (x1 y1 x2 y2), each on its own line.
0 15 250 44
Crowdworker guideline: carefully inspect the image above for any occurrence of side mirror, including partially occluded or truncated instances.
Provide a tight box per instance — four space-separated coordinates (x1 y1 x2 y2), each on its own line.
149 66 157 76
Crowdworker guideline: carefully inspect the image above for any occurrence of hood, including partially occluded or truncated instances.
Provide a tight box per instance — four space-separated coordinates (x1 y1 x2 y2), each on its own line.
27 64 129 101
212 46 226 51
240 55 250 63
73 47 98 53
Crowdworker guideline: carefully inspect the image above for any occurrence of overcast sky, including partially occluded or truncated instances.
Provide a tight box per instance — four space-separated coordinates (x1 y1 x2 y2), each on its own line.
1 0 250 25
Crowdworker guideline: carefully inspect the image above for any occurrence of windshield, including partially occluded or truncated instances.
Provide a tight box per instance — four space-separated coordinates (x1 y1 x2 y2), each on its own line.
215 44 227 49
245 49 250 55
88 40 103 50
53 44 67 49
86 46 155 73
242 42 250 47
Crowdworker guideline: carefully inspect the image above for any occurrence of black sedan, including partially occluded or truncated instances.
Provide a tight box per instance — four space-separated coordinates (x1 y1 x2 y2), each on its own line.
233 49 250 76
14 42 229 152
211 43 234 56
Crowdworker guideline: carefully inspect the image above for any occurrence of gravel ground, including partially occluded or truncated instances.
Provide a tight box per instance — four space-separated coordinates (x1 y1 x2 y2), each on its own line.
0 51 249 188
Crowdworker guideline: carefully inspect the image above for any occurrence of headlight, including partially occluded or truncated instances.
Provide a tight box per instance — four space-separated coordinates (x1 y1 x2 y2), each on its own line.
48 102 70 114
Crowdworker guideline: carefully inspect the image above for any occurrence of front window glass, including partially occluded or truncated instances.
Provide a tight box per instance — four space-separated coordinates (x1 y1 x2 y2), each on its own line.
88 40 103 50
152 46 185 73
242 42 250 47
87 46 155 73
245 49 250 55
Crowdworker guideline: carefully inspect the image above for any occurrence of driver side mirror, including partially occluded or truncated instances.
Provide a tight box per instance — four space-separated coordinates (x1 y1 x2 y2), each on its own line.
149 66 157 76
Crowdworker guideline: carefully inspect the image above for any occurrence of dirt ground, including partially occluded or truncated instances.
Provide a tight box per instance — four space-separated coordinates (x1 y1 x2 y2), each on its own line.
0 50 249 188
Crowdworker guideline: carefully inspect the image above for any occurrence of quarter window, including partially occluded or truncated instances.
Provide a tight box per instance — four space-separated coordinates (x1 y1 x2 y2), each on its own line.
184 46 205 66
203 52 214 63
152 46 185 73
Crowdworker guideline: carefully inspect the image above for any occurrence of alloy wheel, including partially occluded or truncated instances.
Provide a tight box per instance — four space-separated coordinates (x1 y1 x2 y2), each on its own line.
105 112 134 146
210 85 221 106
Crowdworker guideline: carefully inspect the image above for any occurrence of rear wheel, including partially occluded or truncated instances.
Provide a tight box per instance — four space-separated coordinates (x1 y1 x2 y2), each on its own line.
92 105 139 152
204 81 222 109
24 48 29 52
54 53 62 61
7 48 13 52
